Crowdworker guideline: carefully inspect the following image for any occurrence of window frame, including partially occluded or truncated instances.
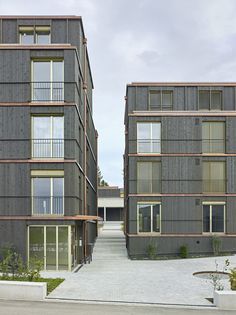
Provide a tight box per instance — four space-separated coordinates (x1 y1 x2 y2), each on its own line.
31 59 64 102
31 171 64 216
137 122 161 154
202 121 226 154
19 25 51 44
27 225 72 271
198 90 223 111
202 161 226 193
137 161 161 194
137 202 161 234
202 202 226 234
149 90 173 110
31 115 64 159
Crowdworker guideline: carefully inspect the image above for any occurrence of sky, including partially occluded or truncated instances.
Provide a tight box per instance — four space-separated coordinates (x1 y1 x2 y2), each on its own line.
1 0 236 187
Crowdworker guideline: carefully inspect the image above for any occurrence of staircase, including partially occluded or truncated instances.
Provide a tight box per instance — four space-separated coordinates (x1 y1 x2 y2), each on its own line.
93 229 127 261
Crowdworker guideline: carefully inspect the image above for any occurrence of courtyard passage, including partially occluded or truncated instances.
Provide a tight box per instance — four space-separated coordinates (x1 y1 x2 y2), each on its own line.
46 229 236 306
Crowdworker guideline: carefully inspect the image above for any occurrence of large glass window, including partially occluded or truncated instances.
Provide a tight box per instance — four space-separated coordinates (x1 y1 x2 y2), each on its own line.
203 162 226 193
137 122 161 153
199 90 222 110
138 203 161 233
137 162 161 193
32 60 64 101
149 91 172 110
32 116 64 158
32 177 64 215
28 226 71 270
203 204 225 233
202 122 225 153
29 226 44 263
19 26 50 44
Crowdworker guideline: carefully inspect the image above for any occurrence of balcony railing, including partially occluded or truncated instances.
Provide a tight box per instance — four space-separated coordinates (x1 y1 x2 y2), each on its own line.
32 139 64 158
32 196 64 215
202 180 226 193
137 179 161 194
137 139 161 153
202 139 225 153
32 82 64 101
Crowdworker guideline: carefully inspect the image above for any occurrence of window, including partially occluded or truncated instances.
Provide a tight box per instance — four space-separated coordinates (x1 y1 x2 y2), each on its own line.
28 225 71 270
32 116 64 158
32 60 64 101
137 122 161 153
31 170 64 215
203 162 226 193
19 26 50 44
138 203 161 233
199 90 222 110
203 203 225 233
149 90 173 110
137 162 161 193
202 122 225 153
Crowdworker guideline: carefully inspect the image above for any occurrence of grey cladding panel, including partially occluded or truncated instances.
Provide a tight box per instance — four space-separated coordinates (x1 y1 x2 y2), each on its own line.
2 20 17 43
161 117 201 154
174 87 185 110
162 157 202 193
226 117 236 153
51 20 67 44
223 87 235 110
186 87 197 110
68 20 81 49
227 157 236 193
135 87 148 110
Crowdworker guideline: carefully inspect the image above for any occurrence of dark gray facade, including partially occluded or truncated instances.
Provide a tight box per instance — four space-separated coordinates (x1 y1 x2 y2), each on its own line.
0 16 98 270
124 83 236 258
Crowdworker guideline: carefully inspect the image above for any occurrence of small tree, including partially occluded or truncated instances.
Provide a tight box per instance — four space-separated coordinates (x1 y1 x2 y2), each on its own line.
0 247 24 279
147 239 158 259
212 235 221 256
97 166 109 186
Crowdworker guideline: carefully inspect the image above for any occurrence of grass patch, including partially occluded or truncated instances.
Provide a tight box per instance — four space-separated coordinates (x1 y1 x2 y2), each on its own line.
0 276 64 294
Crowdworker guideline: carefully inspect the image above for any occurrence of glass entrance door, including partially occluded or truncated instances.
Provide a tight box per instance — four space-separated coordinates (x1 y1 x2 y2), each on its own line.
28 225 72 270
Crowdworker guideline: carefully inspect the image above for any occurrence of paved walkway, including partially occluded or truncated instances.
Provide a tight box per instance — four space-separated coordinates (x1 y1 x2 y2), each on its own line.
45 230 236 306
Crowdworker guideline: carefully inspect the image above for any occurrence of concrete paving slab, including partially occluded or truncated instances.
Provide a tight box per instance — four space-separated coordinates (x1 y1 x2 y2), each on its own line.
43 230 236 306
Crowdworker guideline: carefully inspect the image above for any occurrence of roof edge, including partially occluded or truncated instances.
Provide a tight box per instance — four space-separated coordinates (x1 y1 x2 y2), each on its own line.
127 82 236 87
0 15 81 19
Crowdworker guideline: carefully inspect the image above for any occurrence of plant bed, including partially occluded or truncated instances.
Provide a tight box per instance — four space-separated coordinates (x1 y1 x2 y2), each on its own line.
0 276 64 294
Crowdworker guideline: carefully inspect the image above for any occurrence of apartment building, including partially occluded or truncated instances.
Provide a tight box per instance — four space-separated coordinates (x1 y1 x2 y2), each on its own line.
124 82 236 258
0 16 98 270
98 186 124 222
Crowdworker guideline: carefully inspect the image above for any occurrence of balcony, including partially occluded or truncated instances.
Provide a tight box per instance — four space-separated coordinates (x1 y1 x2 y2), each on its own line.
32 196 64 215
202 180 226 193
32 82 64 102
32 139 64 158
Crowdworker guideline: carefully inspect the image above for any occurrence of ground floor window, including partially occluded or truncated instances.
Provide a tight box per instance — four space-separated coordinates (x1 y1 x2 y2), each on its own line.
203 203 225 233
28 225 77 271
137 203 161 233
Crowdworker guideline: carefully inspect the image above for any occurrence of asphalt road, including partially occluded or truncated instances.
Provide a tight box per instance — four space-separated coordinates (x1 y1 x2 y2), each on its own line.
0 300 235 315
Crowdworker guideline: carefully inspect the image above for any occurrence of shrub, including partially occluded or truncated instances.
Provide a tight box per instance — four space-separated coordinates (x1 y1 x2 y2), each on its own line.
0 247 24 279
147 240 157 259
229 268 236 290
212 235 221 256
179 245 188 258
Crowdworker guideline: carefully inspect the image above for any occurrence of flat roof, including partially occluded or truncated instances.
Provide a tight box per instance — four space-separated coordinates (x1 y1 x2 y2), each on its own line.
128 82 236 87
0 15 81 19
